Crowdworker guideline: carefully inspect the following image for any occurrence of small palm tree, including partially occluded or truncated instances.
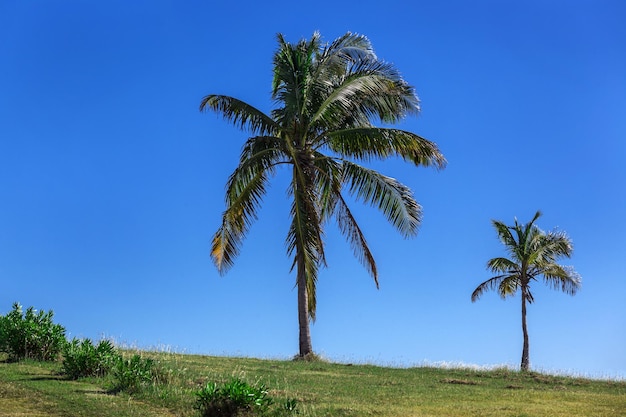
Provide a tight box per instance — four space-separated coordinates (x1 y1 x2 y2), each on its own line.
471 211 581 371
201 32 446 358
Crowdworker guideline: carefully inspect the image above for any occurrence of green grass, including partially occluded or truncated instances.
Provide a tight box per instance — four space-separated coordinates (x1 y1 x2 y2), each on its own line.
1 351 624 416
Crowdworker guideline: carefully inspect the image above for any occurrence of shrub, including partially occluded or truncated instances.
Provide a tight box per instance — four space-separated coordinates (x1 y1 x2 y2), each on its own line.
194 377 275 417
0 302 66 361
61 338 119 379
111 354 154 394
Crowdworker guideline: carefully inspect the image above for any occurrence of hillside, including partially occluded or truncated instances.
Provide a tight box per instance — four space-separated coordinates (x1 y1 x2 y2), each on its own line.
1 351 625 416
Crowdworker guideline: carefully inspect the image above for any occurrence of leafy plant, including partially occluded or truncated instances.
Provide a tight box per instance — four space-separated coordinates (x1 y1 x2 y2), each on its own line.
0 302 66 361
282 398 298 413
111 354 154 394
61 338 119 379
194 377 274 417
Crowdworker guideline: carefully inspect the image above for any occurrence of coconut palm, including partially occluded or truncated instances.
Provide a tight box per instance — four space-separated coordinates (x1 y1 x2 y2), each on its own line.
201 32 446 358
471 211 581 371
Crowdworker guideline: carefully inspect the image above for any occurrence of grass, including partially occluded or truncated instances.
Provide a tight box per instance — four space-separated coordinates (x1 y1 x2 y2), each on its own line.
1 350 625 416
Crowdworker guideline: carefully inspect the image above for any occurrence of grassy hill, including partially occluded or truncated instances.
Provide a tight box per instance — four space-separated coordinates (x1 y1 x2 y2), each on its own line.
1 350 625 416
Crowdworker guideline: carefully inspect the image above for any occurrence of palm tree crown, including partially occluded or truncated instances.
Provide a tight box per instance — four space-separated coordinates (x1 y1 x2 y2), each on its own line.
201 32 446 357
471 211 581 370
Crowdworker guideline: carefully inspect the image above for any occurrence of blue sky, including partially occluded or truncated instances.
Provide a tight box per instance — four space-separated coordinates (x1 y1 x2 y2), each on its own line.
1 0 624 378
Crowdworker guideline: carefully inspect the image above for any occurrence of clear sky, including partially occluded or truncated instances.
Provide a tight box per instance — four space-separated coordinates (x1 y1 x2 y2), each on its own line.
1 1 624 379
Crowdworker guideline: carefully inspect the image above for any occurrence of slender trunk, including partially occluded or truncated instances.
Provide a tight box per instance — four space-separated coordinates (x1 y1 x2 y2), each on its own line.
520 289 530 371
297 253 313 358
293 151 316 358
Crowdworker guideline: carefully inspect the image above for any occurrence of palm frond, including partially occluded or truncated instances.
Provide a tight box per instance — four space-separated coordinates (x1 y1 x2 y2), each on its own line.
272 34 319 128
498 275 521 299
223 136 286 209
212 169 270 273
287 220 322 320
325 128 446 168
320 32 374 64
312 153 342 223
305 33 375 116
491 219 518 258
309 154 378 284
211 222 241 275
237 135 288 171
348 58 420 123
342 161 421 237
472 275 508 302
286 172 325 319
486 257 518 274
306 260 319 321
211 135 287 273
334 193 378 286
542 264 581 295
286 171 324 264
536 231 574 264
311 69 418 130
516 211 542 258
199 95 276 136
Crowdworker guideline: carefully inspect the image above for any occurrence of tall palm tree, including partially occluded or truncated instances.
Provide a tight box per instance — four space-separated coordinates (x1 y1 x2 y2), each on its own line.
471 211 581 371
201 32 446 358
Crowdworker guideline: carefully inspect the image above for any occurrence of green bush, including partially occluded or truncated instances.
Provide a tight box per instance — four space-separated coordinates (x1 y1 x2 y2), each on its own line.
111 354 154 394
194 377 276 417
0 302 66 361
61 338 119 379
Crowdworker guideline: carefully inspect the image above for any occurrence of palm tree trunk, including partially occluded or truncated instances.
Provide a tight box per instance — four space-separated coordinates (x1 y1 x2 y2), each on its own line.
520 291 530 371
297 256 313 358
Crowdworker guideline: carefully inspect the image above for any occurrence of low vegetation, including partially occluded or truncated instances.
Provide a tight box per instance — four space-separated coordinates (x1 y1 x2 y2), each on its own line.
0 302 66 361
1 350 626 416
1 303 624 416
61 338 118 379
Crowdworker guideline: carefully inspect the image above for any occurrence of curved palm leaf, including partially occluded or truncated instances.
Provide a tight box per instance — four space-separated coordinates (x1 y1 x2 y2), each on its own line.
287 174 324 319
471 275 507 302
487 257 518 273
542 264 581 295
311 69 419 130
325 128 446 168
212 136 287 273
200 95 277 136
212 170 270 273
342 161 421 237
334 192 378 285
492 219 518 258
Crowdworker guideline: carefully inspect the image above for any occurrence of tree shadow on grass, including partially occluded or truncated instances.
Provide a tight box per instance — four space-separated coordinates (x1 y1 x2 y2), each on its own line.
74 388 113 396
26 376 64 381
12 375 63 384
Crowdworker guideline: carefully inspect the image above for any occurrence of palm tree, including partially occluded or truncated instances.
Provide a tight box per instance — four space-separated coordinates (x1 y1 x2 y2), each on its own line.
201 32 446 358
471 211 581 371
